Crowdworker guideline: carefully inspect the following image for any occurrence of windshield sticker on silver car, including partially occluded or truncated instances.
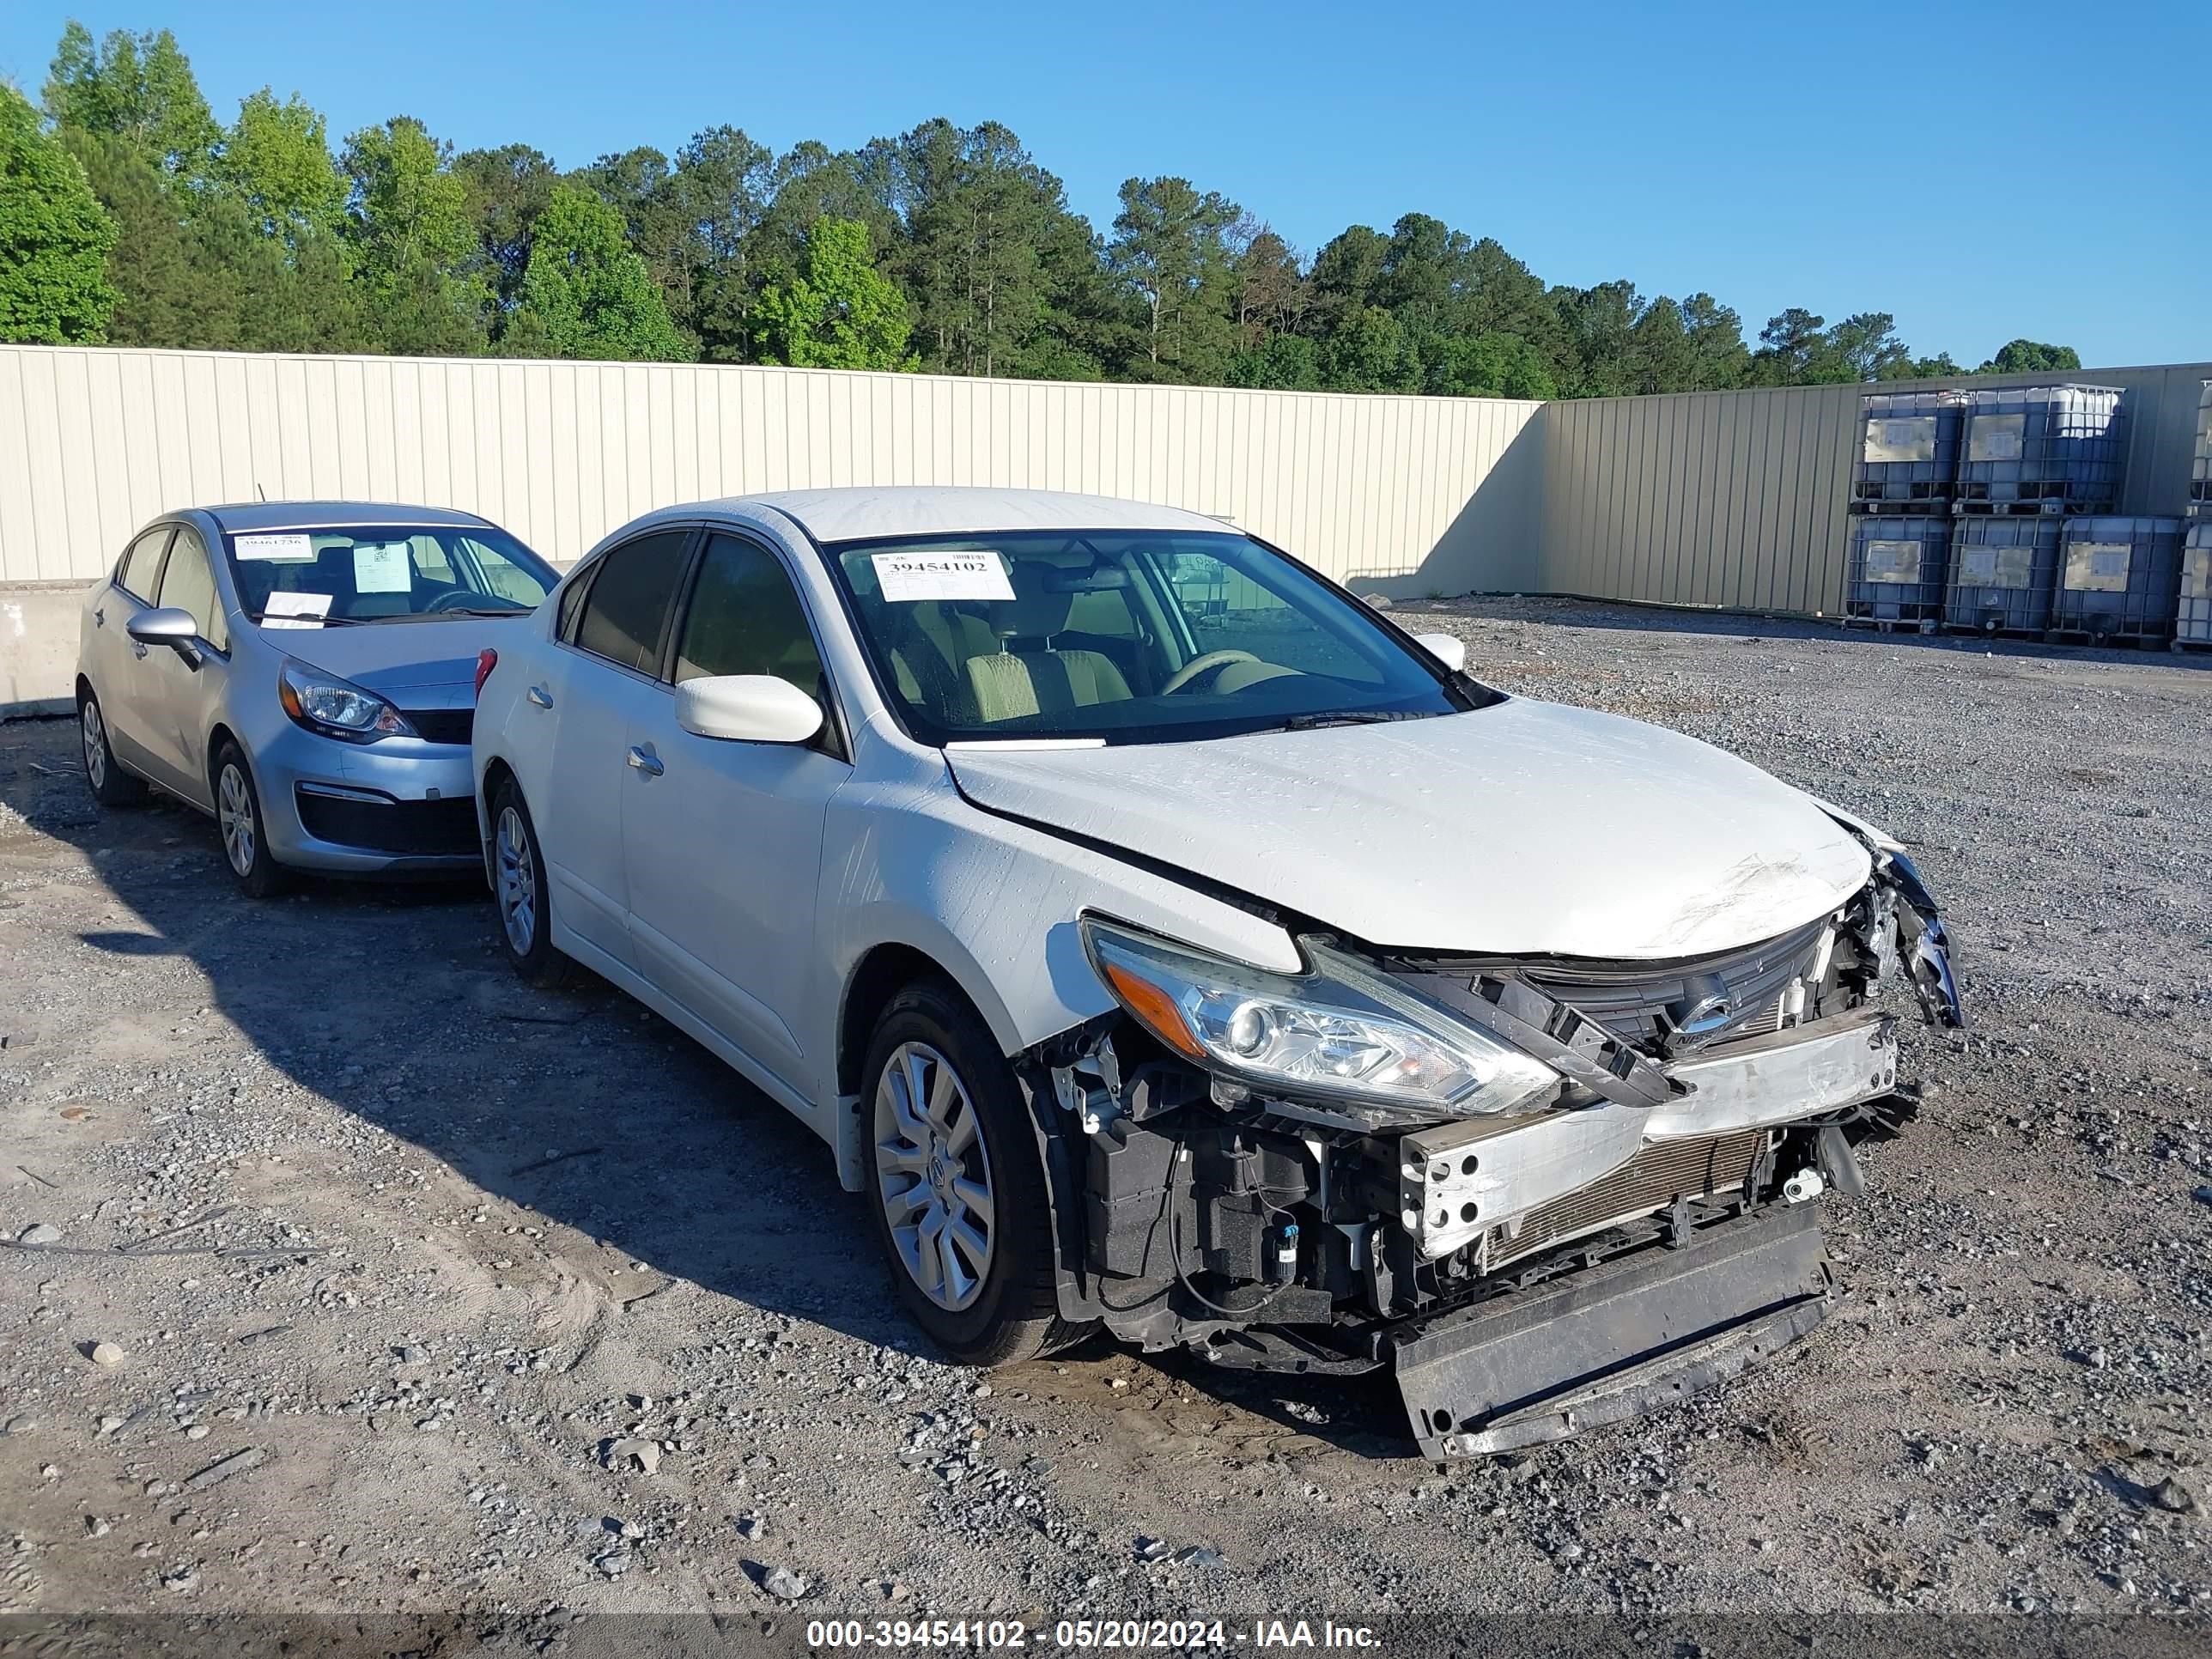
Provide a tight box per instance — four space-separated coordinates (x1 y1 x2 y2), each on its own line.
353 543 413 593
261 591 331 629
234 532 316 562
871 550 1015 604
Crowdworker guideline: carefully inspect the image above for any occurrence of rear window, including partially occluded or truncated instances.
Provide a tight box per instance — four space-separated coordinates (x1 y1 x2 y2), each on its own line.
225 525 556 628
571 531 694 675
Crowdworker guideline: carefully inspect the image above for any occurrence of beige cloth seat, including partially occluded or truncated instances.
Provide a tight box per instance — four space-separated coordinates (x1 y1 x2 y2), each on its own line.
962 579 1133 723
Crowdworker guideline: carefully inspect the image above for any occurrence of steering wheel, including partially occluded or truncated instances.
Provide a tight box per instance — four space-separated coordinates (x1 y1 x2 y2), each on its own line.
425 589 507 613
1160 649 1260 695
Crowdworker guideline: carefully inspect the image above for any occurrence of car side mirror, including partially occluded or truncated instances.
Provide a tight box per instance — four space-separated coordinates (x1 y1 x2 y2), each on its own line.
674 674 825 744
127 605 204 667
1412 632 1467 674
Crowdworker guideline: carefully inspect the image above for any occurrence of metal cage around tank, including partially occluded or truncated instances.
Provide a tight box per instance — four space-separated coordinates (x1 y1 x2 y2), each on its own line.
1844 516 1949 627
2179 522 2212 648
2191 380 2210 516
1944 518 2063 635
2051 517 2185 644
1850 391 1966 508
1954 385 2127 513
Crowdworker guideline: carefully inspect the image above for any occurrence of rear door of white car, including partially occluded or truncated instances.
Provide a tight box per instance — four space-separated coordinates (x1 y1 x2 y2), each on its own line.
541 527 698 969
620 529 848 1098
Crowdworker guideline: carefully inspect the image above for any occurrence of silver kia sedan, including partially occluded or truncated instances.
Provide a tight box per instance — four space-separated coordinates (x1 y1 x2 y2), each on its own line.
76 501 561 894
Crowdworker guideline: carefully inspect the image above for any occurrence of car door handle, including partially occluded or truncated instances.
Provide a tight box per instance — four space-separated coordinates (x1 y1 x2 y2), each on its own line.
526 684 553 709
131 641 149 659
625 744 664 777
94 606 105 628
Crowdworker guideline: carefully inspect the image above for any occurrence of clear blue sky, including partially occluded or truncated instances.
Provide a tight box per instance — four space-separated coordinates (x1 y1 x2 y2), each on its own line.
5 1 2205 368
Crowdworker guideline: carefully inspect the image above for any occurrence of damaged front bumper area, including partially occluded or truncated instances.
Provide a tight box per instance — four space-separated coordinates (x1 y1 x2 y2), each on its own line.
1044 855 1960 1457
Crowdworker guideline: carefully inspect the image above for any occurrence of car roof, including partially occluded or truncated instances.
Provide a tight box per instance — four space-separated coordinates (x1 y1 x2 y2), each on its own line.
197 501 496 533
702 487 1236 544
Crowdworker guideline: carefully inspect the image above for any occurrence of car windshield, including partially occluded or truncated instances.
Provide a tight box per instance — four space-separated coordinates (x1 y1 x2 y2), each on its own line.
224 525 556 627
827 529 1477 745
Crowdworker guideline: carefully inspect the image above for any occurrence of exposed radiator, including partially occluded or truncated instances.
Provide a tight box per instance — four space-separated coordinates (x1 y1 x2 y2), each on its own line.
1489 1128 1765 1270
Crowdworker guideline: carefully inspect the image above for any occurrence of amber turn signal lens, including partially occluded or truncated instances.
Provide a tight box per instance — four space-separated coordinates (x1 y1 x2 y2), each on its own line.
1101 959 1205 1060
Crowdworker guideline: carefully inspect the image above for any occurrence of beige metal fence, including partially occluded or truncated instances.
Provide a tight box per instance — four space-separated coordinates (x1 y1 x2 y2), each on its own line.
0 346 1545 592
3 344 2206 620
1538 362 2212 615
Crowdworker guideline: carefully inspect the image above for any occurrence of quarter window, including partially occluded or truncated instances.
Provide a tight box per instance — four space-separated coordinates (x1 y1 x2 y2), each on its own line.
673 534 827 702
118 526 173 601
155 526 229 653
570 531 693 675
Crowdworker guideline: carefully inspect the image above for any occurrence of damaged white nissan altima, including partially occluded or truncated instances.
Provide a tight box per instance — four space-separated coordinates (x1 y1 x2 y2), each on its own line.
474 486 1963 1458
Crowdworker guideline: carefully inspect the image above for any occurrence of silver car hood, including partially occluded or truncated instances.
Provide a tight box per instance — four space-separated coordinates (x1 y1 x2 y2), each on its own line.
265 615 532 697
945 699 1872 960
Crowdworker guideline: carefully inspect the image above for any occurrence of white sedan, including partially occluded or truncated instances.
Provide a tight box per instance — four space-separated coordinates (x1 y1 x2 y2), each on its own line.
472 487 1961 1458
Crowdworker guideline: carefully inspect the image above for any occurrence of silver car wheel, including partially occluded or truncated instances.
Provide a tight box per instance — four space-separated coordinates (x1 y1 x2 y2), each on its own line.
216 762 255 877
873 1041 995 1313
495 805 537 954
81 700 106 789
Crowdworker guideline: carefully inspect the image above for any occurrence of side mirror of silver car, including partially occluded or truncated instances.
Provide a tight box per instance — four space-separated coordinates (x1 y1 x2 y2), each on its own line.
674 674 825 744
1412 632 1467 674
127 605 204 667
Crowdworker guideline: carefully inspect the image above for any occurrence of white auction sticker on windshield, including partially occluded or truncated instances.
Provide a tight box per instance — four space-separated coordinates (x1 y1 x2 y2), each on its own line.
260 591 331 629
872 550 1015 604
234 532 315 562
353 543 413 593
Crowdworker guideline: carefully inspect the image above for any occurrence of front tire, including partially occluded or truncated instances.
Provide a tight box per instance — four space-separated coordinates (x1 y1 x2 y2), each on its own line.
213 743 289 899
863 981 1073 1367
79 690 149 808
489 780 570 989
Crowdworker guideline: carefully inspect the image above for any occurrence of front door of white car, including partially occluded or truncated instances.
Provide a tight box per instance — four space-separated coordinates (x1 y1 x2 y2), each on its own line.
136 523 232 805
619 532 847 1098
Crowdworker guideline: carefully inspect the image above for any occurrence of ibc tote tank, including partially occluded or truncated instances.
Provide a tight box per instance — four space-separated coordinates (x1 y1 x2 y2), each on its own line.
2179 522 2212 647
1851 391 1966 507
2052 517 2185 644
1845 516 1949 627
1956 385 2127 512
1945 518 2063 634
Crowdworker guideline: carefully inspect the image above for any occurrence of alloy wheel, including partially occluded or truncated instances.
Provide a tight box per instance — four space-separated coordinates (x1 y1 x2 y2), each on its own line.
216 763 255 877
81 701 106 789
873 1041 996 1312
495 805 536 954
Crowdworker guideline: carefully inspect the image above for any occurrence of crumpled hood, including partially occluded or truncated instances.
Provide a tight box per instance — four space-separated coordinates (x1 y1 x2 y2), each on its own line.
946 699 1872 960
267 614 532 698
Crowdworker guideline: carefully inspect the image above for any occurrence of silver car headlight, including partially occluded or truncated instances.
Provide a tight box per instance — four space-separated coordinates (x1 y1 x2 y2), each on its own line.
278 659 416 742
1080 916 1559 1123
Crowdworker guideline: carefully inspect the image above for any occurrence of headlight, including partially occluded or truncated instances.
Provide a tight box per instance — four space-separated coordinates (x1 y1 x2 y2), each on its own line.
277 660 415 742
1080 916 1559 1125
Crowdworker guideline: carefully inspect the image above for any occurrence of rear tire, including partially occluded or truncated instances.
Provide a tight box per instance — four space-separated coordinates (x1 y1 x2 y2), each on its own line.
489 779 571 989
79 690 149 808
214 743 289 899
862 980 1080 1367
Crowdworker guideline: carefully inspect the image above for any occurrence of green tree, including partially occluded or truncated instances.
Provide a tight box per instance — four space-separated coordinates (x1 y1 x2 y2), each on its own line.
0 84 118 343
1107 175 1239 381
1680 293 1749 390
453 143 558 321
342 116 488 354
219 88 347 243
508 184 692 361
673 125 775 361
1228 331 1321 391
1978 338 2081 375
753 216 913 369
1319 303 1419 392
1306 224 1389 332
1230 222 1306 345
44 21 219 180
66 125 365 353
1431 331 1557 399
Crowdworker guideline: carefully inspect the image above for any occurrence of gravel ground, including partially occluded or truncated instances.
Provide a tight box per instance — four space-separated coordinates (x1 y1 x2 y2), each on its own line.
2 596 2209 1638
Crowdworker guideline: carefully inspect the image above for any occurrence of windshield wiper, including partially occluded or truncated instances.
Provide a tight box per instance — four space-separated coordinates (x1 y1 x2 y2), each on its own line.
1275 708 1434 731
251 611 370 626
431 605 528 617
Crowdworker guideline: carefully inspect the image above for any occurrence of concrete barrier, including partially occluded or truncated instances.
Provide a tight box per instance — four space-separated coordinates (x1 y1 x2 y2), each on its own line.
1 581 84 719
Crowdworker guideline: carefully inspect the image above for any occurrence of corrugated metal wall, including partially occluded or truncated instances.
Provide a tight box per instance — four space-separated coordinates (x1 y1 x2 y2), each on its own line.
1539 362 2212 615
6 343 2206 617
0 345 1546 590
